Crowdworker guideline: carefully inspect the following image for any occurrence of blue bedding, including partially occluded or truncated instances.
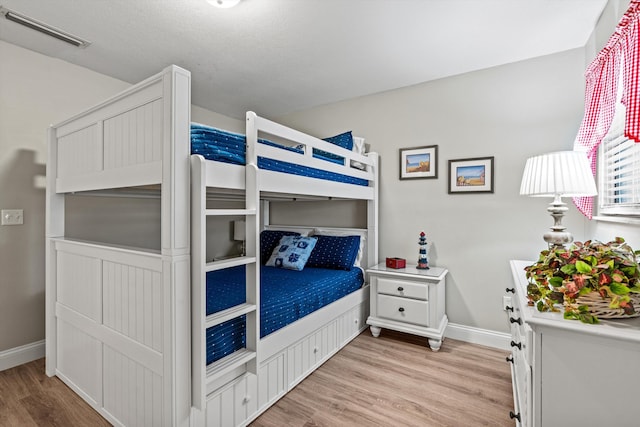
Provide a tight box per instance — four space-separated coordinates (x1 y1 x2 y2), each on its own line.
190 123 368 186
205 265 364 365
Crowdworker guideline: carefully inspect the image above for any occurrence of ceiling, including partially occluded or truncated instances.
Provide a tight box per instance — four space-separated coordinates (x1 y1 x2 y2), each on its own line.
0 0 609 119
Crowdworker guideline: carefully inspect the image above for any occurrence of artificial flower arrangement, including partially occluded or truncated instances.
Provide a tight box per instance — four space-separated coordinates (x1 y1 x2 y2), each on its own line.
524 237 640 324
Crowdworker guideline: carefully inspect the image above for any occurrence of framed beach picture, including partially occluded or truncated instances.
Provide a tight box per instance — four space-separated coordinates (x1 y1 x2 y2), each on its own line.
448 156 494 194
399 145 438 180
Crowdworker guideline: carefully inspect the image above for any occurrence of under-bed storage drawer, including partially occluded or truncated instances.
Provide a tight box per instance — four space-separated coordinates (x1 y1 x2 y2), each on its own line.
377 294 429 326
287 320 338 389
338 300 368 345
258 351 287 413
206 373 258 427
377 277 428 300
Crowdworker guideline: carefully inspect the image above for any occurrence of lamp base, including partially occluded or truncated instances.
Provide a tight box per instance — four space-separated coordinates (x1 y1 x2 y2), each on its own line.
543 230 573 249
543 196 573 249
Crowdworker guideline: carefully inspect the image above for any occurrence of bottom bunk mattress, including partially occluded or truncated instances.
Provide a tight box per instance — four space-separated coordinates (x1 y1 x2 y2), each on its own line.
205 265 364 364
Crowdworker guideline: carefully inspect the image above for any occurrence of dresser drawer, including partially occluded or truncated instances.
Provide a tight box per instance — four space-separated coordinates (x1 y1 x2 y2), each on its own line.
377 277 428 300
377 294 429 326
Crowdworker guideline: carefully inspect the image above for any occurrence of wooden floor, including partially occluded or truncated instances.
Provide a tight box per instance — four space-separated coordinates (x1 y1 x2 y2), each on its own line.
250 330 515 427
0 358 110 426
0 331 514 426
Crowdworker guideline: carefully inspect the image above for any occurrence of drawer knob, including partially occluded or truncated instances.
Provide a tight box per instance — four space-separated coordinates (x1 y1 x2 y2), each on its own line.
313 347 319 353
510 340 522 350
397 286 404 292
509 411 521 421
506 355 513 364
509 317 522 325
398 307 405 312
243 395 251 404
505 287 515 294
506 306 514 312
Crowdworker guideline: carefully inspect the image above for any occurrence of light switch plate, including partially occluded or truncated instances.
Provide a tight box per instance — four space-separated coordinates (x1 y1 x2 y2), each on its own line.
1 209 23 225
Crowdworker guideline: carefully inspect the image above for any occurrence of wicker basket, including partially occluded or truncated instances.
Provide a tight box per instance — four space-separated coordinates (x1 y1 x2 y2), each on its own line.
576 291 640 319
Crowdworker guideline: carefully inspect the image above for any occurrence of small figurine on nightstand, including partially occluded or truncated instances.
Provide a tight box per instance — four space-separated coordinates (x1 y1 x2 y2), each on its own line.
417 231 429 269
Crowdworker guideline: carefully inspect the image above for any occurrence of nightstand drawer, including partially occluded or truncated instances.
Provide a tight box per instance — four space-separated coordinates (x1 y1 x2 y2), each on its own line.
377 277 428 300
377 294 429 326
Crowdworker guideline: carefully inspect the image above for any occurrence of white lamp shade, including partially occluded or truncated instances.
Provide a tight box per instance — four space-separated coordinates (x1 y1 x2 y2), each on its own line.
520 151 597 197
233 220 246 241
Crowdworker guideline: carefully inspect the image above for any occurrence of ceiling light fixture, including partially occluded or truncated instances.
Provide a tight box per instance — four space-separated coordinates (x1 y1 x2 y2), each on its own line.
0 6 91 48
207 0 241 8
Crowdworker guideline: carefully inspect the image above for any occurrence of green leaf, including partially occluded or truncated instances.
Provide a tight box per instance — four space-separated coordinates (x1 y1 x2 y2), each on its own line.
548 276 563 288
575 260 593 274
610 283 630 295
561 264 577 275
628 286 640 293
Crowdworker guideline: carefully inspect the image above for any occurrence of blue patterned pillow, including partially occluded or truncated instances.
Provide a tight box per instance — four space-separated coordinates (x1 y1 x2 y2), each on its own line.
313 131 354 164
260 230 300 264
265 236 318 271
306 235 361 271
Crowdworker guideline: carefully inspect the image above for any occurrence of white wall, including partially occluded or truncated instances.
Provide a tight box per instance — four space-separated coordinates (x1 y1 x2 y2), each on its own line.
277 49 592 333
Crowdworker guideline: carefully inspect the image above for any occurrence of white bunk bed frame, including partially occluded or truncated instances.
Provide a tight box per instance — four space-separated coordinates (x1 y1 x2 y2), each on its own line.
46 65 378 427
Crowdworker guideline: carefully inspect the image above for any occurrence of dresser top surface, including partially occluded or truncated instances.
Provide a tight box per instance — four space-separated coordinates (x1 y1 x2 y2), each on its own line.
510 259 640 343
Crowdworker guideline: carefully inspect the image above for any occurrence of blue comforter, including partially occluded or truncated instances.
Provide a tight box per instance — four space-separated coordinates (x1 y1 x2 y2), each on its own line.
205 265 364 364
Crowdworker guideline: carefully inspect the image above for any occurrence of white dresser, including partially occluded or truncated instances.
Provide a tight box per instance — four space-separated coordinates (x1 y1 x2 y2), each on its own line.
366 263 448 351
507 260 640 427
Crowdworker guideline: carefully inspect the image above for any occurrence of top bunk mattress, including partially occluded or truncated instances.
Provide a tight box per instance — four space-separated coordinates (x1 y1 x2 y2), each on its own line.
190 123 368 186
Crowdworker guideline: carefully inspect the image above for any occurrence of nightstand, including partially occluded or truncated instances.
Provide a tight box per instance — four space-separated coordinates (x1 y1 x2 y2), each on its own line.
366 263 448 351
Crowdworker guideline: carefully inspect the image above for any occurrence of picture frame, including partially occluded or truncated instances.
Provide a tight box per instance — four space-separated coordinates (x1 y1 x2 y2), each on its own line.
399 145 438 180
448 156 494 194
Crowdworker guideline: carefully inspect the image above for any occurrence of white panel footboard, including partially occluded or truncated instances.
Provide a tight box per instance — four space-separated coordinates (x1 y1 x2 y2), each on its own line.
52 71 167 193
51 239 185 426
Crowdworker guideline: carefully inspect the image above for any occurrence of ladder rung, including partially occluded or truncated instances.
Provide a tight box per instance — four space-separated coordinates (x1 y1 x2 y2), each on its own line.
206 256 257 271
206 303 257 329
206 349 256 381
204 209 256 216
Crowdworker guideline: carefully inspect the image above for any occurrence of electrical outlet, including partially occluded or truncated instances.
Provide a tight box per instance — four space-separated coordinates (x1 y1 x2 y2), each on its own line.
1 209 23 225
502 296 512 311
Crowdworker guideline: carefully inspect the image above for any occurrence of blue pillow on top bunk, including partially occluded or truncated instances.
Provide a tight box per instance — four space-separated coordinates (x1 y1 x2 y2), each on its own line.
265 235 318 271
260 230 300 264
313 131 354 165
306 234 361 271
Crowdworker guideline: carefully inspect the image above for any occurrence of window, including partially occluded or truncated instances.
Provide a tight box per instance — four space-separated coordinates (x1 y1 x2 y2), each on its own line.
598 99 640 216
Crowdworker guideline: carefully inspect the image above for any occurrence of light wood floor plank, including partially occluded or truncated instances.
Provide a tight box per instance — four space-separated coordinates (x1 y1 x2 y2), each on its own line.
0 359 110 427
250 330 514 427
0 330 514 426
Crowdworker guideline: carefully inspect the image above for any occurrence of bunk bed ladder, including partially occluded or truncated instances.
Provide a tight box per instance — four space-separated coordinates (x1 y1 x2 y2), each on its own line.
191 155 260 413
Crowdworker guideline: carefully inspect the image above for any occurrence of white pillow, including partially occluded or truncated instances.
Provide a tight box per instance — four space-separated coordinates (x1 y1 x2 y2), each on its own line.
311 228 366 268
351 136 366 170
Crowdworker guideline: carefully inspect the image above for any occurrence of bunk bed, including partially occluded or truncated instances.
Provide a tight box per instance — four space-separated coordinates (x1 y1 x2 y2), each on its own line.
45 65 379 427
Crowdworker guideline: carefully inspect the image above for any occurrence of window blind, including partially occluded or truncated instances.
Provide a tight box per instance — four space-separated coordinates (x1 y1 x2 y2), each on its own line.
599 101 640 215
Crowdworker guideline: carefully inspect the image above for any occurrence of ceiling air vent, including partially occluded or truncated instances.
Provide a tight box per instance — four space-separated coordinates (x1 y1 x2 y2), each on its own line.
0 6 91 48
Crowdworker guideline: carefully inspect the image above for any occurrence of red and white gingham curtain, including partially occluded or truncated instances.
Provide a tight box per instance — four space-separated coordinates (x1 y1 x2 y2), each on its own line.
573 0 640 219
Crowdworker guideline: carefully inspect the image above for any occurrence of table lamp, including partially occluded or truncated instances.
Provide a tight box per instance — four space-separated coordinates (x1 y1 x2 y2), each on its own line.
519 151 597 249
234 220 246 256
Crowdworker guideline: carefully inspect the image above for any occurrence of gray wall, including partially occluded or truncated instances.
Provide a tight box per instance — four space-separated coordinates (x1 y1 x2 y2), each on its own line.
0 41 244 353
277 49 592 333
1 0 637 353
0 40 129 351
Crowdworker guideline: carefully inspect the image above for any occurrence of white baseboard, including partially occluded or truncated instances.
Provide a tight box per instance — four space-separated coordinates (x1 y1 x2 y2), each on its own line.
0 340 45 372
445 323 510 351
